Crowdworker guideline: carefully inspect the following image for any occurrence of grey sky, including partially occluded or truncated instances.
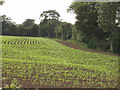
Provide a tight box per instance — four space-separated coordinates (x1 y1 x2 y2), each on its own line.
0 0 76 24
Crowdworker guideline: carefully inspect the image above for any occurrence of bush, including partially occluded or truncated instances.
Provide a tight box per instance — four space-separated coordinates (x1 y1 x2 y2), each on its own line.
112 36 120 54
87 38 98 49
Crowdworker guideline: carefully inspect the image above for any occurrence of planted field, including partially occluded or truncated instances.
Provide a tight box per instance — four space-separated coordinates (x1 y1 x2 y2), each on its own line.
1 36 119 88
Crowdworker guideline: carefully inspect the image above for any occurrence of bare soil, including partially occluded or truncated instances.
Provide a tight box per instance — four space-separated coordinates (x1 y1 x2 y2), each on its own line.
56 40 120 57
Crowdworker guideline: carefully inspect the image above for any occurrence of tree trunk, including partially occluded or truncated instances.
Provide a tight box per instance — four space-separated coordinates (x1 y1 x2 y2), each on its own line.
110 41 113 52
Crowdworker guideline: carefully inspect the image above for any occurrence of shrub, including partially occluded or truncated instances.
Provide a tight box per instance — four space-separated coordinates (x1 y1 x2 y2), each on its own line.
87 38 98 49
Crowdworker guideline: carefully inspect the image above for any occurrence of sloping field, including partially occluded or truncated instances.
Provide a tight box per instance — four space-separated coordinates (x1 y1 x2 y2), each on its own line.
1 36 119 88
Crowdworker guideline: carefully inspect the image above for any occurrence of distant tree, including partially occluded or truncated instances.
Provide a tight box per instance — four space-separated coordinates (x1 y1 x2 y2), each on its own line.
39 10 60 37
23 19 35 27
39 19 48 37
2 15 17 35
17 24 25 36
30 24 39 37
40 10 60 21
55 22 72 40
19 19 39 37
46 19 60 38
71 25 77 41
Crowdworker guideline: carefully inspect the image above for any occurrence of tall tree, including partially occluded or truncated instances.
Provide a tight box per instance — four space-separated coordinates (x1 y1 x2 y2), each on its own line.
68 2 111 49
46 19 60 38
21 19 39 37
2 15 17 36
68 2 101 43
17 24 25 36
23 19 35 27
97 2 120 53
55 22 72 40
39 19 48 37
40 10 60 21
39 10 60 37
30 24 39 37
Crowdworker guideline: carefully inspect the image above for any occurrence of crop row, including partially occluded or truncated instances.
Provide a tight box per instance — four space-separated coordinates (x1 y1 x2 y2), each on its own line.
2 38 47 45
2 58 119 88
2 36 119 88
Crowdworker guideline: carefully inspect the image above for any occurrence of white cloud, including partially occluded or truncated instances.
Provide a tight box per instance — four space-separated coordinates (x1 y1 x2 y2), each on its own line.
0 0 76 24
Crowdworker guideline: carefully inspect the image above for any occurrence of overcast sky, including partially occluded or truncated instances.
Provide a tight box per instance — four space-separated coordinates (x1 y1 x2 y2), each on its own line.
0 0 76 24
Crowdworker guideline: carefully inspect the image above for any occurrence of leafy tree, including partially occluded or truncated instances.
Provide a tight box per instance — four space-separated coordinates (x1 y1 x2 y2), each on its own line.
40 10 60 21
20 19 39 37
39 19 48 37
97 2 120 53
2 15 17 36
68 2 101 43
46 19 60 38
39 10 60 37
17 24 25 36
23 19 35 27
68 2 120 53
71 25 77 40
55 22 72 40
39 19 60 38
30 24 39 37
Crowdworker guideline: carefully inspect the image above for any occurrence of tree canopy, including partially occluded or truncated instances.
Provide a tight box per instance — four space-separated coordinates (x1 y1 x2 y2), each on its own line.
39 10 60 38
40 10 60 21
68 2 120 53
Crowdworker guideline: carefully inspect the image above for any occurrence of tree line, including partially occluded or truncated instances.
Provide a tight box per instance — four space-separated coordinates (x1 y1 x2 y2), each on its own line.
68 2 120 54
1 2 120 54
1 10 73 39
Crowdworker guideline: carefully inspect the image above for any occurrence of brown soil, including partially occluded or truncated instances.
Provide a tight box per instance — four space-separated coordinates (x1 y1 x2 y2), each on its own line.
56 40 120 57
0 80 2 88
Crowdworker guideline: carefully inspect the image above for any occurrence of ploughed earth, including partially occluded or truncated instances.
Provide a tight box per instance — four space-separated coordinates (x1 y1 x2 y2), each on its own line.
56 40 119 57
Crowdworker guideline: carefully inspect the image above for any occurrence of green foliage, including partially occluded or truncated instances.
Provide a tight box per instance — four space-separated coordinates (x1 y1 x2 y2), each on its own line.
88 38 98 49
2 36 119 88
71 25 77 40
55 22 72 40
96 40 110 52
68 39 87 49
40 10 60 21
2 16 39 37
68 2 100 43
39 19 48 37
112 31 120 54
39 10 60 38
46 19 60 38
97 2 118 32
97 2 119 53
68 2 120 54
2 15 17 36
39 19 60 38
4 78 22 89
21 19 39 37
23 19 35 27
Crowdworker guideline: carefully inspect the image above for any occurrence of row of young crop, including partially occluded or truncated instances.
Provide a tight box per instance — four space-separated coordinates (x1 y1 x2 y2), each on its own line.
2 58 119 88
2 36 119 88
2 38 47 45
